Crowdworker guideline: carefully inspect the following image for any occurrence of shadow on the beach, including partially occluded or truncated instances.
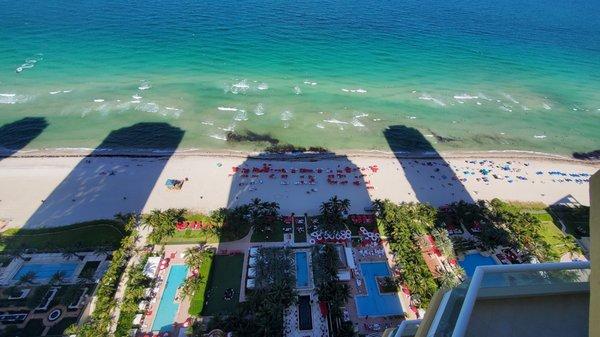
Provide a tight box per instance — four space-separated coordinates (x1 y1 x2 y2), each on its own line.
383 125 473 205
0 117 48 160
23 122 184 228
226 152 372 215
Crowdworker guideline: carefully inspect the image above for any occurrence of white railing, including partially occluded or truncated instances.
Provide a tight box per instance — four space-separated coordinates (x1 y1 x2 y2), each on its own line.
450 261 590 337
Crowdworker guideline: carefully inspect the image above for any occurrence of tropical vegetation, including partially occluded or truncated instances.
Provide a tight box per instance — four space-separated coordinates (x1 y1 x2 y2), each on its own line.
69 214 139 337
202 248 297 337
312 245 354 336
374 200 439 307
114 254 153 337
319 196 351 232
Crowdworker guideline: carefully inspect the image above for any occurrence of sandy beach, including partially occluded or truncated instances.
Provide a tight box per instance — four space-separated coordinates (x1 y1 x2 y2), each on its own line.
0 150 597 229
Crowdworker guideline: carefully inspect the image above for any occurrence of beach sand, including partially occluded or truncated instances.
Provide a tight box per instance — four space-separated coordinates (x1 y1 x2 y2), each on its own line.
0 150 597 229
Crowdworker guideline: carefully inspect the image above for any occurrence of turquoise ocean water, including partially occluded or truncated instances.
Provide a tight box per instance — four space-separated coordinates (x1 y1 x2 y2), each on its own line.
1 0 599 154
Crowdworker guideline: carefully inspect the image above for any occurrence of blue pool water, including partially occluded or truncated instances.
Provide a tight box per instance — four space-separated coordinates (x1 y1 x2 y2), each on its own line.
295 252 309 288
355 262 403 317
12 263 78 281
152 264 188 333
459 253 497 277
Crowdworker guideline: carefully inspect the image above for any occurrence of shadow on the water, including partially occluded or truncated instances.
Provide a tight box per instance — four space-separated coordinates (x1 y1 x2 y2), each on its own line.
383 125 473 205
23 122 184 228
226 152 372 215
0 117 48 160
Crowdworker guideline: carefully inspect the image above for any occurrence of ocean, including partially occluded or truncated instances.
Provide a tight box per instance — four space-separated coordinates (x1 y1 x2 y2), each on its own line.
1 0 599 155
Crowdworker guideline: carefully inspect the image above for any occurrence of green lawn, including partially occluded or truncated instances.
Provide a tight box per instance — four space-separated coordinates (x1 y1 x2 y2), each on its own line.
162 229 220 244
510 203 582 258
250 223 284 242
199 254 244 316
0 220 125 253
188 252 215 316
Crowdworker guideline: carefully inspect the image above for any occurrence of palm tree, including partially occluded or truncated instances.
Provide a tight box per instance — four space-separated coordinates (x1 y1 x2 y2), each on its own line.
18 271 37 285
49 271 66 285
439 271 460 288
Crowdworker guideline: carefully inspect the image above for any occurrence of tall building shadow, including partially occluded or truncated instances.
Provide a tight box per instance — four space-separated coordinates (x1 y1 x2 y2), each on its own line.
23 122 184 228
0 117 48 160
226 152 373 215
383 125 473 205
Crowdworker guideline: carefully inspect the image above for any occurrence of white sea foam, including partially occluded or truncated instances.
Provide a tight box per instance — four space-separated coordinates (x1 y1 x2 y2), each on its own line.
138 81 151 90
254 103 265 116
132 94 142 100
534 135 547 139
15 55 42 73
316 123 325 129
257 83 269 90
210 134 227 141
418 94 446 106
351 117 365 127
542 103 552 110
324 119 348 124
281 110 293 121
522 105 531 111
342 88 367 94
93 99 105 103
303 81 317 86
220 125 235 132
502 93 519 104
49 91 61 95
0 93 31 104
130 100 141 104
477 93 492 101
136 102 159 113
228 80 250 94
218 106 238 112
354 113 369 118
165 106 181 111
372 118 381 121
406 116 417 119
499 106 512 112
201 121 214 126
234 110 248 121
294 86 302 95
453 94 478 100
62 90 72 93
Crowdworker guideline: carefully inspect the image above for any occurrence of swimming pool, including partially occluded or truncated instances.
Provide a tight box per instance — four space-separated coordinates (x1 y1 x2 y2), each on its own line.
12 263 78 281
355 262 403 317
295 251 309 288
459 253 497 277
298 295 313 330
152 264 188 333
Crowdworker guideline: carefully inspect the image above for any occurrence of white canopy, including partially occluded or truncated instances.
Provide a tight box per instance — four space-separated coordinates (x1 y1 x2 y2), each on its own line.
143 257 161 278
246 278 255 289
337 270 351 281
249 247 259 257
344 247 356 269
247 267 256 278
132 313 143 326
248 256 257 267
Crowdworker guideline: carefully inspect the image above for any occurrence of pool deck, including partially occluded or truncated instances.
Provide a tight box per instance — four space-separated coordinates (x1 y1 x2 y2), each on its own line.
138 250 191 335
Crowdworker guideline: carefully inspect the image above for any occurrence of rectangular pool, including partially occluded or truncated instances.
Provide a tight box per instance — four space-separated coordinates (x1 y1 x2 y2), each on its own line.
355 262 403 317
295 251 309 288
298 296 313 330
12 263 78 281
152 264 188 333
459 253 497 277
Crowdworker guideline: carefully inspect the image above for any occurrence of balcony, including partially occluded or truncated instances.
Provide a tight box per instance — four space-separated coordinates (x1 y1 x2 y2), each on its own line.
415 261 590 337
